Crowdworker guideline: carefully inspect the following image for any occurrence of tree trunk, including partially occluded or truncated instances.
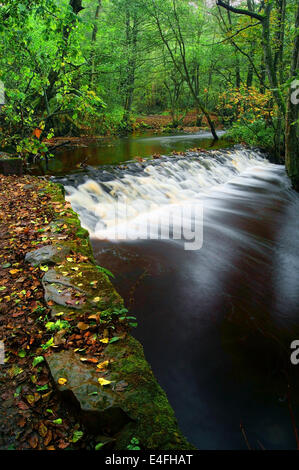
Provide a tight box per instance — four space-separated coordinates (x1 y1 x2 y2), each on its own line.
152 0 218 139
285 3 299 190
90 0 102 88
123 11 138 123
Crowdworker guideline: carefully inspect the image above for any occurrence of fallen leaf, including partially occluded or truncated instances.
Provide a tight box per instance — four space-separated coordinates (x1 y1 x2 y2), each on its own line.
77 322 89 330
38 422 48 438
26 394 36 405
98 378 111 386
97 360 109 371
57 378 67 385
29 433 39 449
17 416 26 428
44 429 52 446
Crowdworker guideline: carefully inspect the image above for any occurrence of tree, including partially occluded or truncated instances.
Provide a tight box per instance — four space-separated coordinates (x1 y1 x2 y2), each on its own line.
0 0 104 155
285 2 299 190
140 0 219 139
217 0 298 170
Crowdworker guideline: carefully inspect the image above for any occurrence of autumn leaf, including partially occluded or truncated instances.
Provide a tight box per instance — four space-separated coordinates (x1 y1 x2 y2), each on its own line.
97 360 109 371
77 322 89 330
99 338 109 344
44 430 53 446
98 378 111 386
10 269 20 275
26 394 36 405
57 378 67 385
29 433 39 449
40 265 49 272
38 422 48 438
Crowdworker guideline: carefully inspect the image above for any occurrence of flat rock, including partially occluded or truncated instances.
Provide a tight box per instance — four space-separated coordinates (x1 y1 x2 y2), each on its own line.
42 269 85 310
46 350 130 434
47 336 195 449
25 245 71 266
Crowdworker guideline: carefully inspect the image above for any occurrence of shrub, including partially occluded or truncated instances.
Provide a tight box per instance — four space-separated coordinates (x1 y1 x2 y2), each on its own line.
226 118 276 149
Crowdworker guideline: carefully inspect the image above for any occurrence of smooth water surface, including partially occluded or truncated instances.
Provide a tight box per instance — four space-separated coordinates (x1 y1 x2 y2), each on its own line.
44 130 228 176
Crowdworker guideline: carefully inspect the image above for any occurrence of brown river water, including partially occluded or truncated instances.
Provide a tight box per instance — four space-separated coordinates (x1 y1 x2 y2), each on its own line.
53 134 299 449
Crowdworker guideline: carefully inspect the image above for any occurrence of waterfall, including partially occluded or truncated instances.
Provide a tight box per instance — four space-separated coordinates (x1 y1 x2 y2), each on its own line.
62 148 270 242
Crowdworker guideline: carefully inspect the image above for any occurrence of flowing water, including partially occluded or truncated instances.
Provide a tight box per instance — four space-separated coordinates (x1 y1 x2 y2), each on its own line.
54 142 299 450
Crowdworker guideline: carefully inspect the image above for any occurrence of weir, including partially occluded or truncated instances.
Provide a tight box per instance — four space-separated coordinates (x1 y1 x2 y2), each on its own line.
55 147 299 449
60 147 269 240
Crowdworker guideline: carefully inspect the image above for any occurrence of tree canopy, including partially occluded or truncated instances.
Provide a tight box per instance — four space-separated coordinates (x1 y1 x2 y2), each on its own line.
0 0 298 184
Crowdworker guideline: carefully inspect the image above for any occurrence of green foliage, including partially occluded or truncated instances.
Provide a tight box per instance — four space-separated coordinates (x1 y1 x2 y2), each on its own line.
72 430 84 443
32 356 44 368
95 265 115 279
95 442 104 450
127 437 141 450
0 0 105 153
98 305 138 328
45 319 71 331
0 0 296 154
227 119 276 149
41 337 54 350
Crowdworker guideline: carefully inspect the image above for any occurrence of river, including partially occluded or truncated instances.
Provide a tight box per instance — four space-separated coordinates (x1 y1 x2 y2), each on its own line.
53 132 299 450
43 130 228 176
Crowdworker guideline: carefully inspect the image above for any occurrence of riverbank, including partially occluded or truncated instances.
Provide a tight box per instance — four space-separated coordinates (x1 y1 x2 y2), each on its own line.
41 111 223 151
0 174 194 450
135 111 222 132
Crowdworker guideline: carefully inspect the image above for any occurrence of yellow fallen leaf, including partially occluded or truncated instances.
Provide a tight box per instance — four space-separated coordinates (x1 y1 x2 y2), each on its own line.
99 338 109 344
97 360 109 371
93 297 100 302
26 394 36 405
58 378 67 385
40 266 49 272
10 269 20 275
98 378 111 386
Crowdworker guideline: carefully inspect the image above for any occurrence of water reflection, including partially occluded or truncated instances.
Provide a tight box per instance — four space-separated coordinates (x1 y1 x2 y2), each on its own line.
41 130 229 176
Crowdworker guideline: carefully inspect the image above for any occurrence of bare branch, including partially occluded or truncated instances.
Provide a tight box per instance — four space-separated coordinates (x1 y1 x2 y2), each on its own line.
216 0 265 22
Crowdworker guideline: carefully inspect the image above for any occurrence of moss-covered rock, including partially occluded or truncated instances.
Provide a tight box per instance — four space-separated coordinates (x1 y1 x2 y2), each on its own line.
25 245 71 266
46 337 195 450
41 179 195 450
46 350 131 435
